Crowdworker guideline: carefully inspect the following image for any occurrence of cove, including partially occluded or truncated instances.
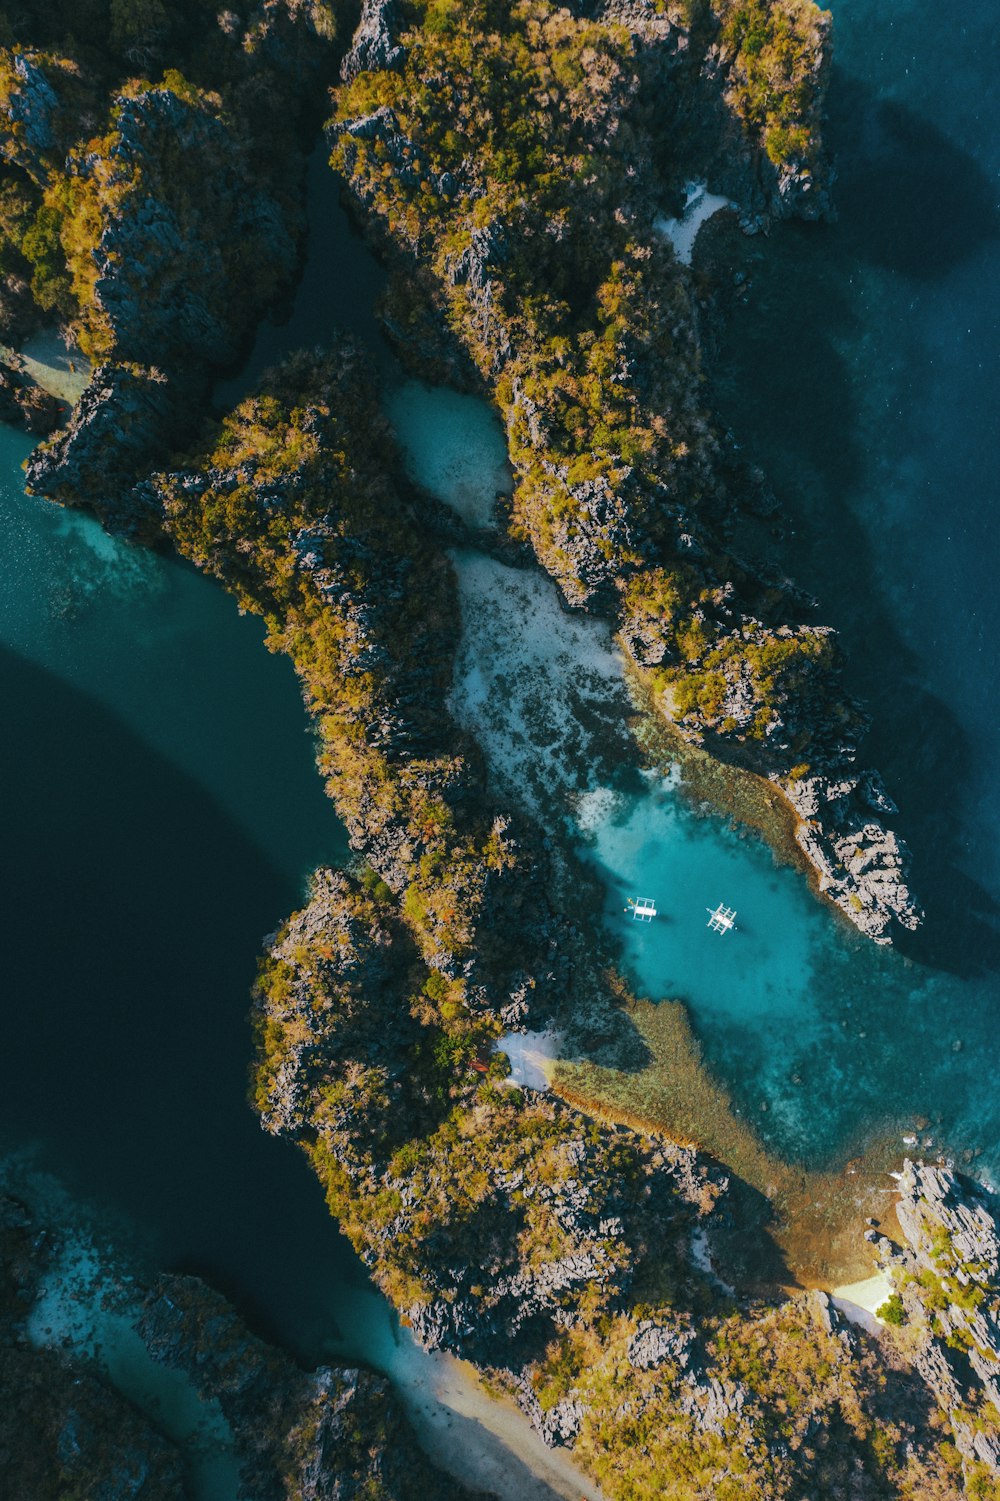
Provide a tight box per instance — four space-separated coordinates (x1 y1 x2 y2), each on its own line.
214 120 1000 1210
0 457 370 1362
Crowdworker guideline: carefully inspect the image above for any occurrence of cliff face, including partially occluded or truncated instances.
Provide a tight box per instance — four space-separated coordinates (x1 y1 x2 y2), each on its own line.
134 1273 482 1501
254 865 725 1367
23 73 300 518
329 0 917 944
0 1194 189 1500
0 4 339 522
157 347 560 1011
870 1161 1000 1487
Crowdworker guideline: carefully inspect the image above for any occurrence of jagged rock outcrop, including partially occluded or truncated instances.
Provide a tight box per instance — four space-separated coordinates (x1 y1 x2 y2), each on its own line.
26 363 196 534
0 49 83 184
878 1160 1000 1481
71 85 296 369
341 0 406 81
627 1317 695 1371
629 590 921 942
136 1274 481 1501
255 866 725 1374
0 1196 187 1500
782 770 922 943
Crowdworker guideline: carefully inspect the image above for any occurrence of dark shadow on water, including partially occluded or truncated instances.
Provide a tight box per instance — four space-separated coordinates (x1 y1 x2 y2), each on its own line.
832 76 1000 280
864 677 1000 979
0 645 370 1364
707 64 1000 986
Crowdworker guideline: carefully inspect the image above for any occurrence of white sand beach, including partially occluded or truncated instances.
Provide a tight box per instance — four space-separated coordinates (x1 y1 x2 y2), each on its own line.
11 329 89 403
831 1270 894 1334
654 182 735 266
496 1029 563 1090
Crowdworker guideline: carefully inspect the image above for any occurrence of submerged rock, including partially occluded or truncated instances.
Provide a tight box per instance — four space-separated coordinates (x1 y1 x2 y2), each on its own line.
0 1196 187 1501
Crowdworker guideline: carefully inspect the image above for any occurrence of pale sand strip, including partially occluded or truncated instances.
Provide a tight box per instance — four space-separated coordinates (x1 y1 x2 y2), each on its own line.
381 1328 607 1501
831 1270 894 1334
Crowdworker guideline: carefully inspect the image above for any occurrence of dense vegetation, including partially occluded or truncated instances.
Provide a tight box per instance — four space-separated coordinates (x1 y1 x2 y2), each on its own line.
152 346 969 1498
0 1 339 371
0 1 945 1493
330 0 851 773
160 347 555 1012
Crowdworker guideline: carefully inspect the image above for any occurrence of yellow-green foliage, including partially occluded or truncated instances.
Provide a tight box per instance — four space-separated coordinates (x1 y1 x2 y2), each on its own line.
509 1294 954 1501
161 348 539 995
25 75 296 360
312 1090 647 1318
253 867 668 1338
332 0 704 600
717 0 830 169
332 0 843 766
663 626 839 745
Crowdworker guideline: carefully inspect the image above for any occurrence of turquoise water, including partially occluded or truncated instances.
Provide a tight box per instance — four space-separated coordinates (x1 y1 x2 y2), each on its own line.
383 381 511 527
0 425 381 1364
445 542 934 1165
434 6 1000 1176
682 0 1000 1167
222 145 512 532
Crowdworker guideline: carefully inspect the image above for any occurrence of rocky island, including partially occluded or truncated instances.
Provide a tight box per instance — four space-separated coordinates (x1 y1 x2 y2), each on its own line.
0 0 988 1499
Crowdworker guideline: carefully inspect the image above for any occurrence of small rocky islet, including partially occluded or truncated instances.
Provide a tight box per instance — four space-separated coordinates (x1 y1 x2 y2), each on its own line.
0 0 991 1498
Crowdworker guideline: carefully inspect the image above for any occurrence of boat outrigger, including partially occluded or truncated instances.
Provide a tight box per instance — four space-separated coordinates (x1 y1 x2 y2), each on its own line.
707 902 737 934
627 897 658 923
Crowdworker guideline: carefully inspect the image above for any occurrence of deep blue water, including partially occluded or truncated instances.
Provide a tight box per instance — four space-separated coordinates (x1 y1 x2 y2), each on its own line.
686 0 1000 1166
0 442 372 1361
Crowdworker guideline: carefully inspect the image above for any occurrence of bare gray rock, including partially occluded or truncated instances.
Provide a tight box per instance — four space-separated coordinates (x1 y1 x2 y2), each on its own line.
341 0 406 82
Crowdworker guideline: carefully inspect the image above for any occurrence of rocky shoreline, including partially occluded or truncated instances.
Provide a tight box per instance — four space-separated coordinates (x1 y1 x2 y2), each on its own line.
0 1191 483 1500
868 1160 1000 1485
330 0 920 947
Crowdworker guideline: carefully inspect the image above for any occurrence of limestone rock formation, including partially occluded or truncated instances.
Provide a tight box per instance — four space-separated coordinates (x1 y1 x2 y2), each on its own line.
879 1160 1000 1481
26 363 195 535
340 0 406 81
782 770 922 943
0 356 64 433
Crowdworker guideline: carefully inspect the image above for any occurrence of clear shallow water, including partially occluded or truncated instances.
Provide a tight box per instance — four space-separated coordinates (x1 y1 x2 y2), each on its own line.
384 382 511 527
222 145 512 531
21 1178 241 1501
446 541 962 1165
0 423 378 1365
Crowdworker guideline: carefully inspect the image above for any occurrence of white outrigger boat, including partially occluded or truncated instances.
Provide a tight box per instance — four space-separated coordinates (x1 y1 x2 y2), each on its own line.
706 902 737 934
